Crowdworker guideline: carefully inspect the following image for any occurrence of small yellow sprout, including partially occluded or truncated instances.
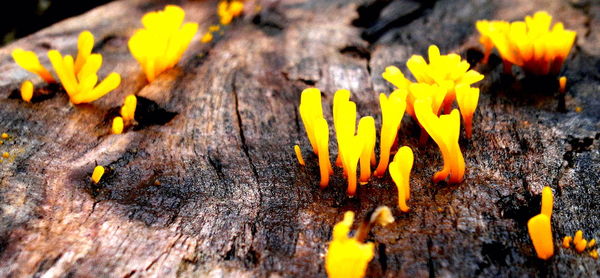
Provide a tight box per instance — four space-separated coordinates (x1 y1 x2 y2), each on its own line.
209 25 220 32
128 5 198 82
315 118 332 188
48 31 121 104
294 144 305 166
588 239 596 248
11 49 55 83
218 0 244 25
112 117 124 134
2 152 9 158
20 80 34 103
1 133 8 139
357 116 376 185
389 146 413 212
200 32 213 43
414 98 465 184
559 76 567 94
91 165 105 184
563 236 572 248
325 207 394 278
374 89 407 177
527 214 554 260
541 186 553 218
576 239 588 253
574 230 583 246
591 250 599 259
120 94 137 123
299 88 332 187
455 84 480 139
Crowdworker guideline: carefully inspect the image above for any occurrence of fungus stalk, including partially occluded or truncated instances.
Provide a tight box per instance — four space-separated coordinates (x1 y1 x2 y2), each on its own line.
527 214 554 260
541 186 553 218
374 90 407 177
358 117 376 185
294 145 305 166
455 84 480 139
12 49 55 83
299 88 332 187
389 146 414 212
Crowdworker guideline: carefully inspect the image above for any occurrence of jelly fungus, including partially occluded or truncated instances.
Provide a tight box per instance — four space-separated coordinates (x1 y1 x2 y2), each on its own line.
112 117 124 135
200 32 213 43
48 31 121 104
325 207 394 278
12 49 56 83
128 5 198 82
2 152 9 158
559 76 567 94
1 133 8 139
574 230 583 246
20 80 33 103
218 0 244 25
541 186 553 218
389 146 414 212
476 11 576 75
374 89 407 177
120 94 137 123
591 250 599 259
588 239 596 248
294 145 305 166
357 116 376 185
299 88 332 187
576 239 588 253
527 214 554 260
91 165 105 184
455 84 480 139
414 98 465 184
563 236 572 248
475 20 509 64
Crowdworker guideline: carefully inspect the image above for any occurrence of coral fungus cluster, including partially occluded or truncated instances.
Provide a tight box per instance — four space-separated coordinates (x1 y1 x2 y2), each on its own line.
476 11 576 76
563 230 598 259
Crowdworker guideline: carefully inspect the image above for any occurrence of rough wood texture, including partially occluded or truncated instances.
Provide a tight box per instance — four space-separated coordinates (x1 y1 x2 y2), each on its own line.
0 0 599 277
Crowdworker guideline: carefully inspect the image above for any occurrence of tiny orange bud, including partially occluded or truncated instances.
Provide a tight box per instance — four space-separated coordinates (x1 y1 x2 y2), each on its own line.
527 214 554 260
562 236 572 248
20 80 34 103
112 117 124 134
294 145 305 166
91 165 105 184
576 239 588 253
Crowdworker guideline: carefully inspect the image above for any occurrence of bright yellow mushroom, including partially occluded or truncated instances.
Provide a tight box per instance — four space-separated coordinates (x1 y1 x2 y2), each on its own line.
112 117 124 135
325 207 394 278
540 186 553 218
414 98 465 184
389 146 413 212
91 165 105 184
475 20 510 64
299 88 332 187
12 49 55 83
527 214 554 260
20 80 34 103
374 89 407 177
120 94 137 123
333 89 355 169
294 144 305 166
357 116 376 185
455 84 479 139
128 5 198 82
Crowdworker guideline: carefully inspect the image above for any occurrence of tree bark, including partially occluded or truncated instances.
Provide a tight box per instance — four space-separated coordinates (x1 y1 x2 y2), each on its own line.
0 0 598 277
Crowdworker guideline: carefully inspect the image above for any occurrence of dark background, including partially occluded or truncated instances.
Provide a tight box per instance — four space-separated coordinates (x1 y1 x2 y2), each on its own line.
0 0 113 46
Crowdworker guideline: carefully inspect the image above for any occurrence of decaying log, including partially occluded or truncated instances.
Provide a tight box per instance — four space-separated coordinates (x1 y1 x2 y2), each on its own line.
0 0 598 277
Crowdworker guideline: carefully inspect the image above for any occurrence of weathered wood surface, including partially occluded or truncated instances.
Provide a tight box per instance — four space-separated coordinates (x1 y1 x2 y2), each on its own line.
0 0 598 277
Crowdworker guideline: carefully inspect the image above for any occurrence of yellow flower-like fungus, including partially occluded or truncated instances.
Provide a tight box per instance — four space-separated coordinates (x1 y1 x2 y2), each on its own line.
475 20 509 64
112 117 124 135
455 84 480 139
294 144 305 166
20 80 34 103
476 11 576 76
414 98 465 183
325 207 394 278
389 146 413 212
121 94 137 123
218 0 244 25
91 165 105 184
563 236 572 248
128 5 198 82
48 31 121 104
527 214 554 260
12 49 56 83
299 88 332 187
374 89 407 177
541 186 553 218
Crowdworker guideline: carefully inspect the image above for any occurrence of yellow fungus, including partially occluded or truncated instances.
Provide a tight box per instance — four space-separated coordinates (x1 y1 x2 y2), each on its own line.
476 11 576 76
91 165 105 184
218 0 244 25
48 31 121 104
455 84 479 139
563 236 572 248
20 80 34 103
374 89 407 177
588 239 596 248
559 76 567 94
527 214 554 260
414 98 465 184
540 186 553 218
112 117 124 135
315 118 332 188
475 20 509 64
574 230 583 246
358 117 376 185
299 88 332 187
1 133 8 139
209 25 220 32
11 49 55 83
576 239 588 253
120 94 137 123
294 144 305 166
129 5 198 82
325 207 394 278
590 249 598 259
200 32 213 43
575 106 583 113
2 152 9 158
333 89 352 168
389 146 413 212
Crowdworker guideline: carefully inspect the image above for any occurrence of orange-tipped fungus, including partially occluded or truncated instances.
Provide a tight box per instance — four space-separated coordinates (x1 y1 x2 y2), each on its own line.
91 165 105 184
576 239 588 253
1 133 8 139
294 144 305 166
218 0 244 25
112 117 124 135
12 49 55 83
325 207 394 278
389 146 414 212
574 230 583 246
414 98 465 183
588 239 596 248
120 94 137 123
315 117 332 188
128 5 198 82
455 84 480 139
357 116 376 185
475 20 509 64
299 88 332 188
374 89 407 177
563 236 572 248
476 11 576 76
48 31 121 104
590 250 599 259
2 152 9 158
527 214 554 260
559 76 567 94
541 186 553 218
20 80 33 103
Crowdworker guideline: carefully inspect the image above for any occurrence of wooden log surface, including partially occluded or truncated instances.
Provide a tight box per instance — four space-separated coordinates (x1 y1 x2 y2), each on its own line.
0 0 598 276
